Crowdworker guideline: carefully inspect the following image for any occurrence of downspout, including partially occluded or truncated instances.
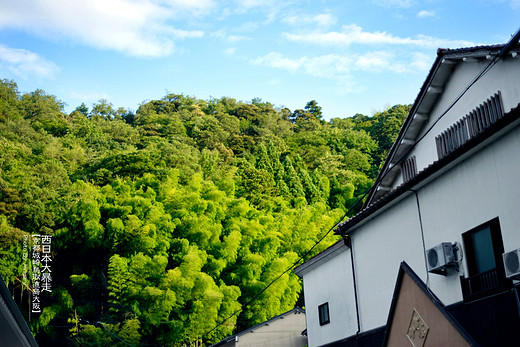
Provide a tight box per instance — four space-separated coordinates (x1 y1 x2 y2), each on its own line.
343 235 361 342
410 189 430 285
513 282 520 320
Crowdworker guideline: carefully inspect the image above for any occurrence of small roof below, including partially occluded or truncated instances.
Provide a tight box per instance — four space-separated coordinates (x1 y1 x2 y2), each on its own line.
210 307 306 347
383 262 477 346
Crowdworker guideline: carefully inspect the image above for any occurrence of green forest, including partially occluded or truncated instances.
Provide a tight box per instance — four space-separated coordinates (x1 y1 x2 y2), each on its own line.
0 78 409 346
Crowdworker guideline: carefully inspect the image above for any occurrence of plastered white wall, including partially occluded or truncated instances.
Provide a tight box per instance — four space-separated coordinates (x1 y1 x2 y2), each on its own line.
302 123 520 340
302 247 358 347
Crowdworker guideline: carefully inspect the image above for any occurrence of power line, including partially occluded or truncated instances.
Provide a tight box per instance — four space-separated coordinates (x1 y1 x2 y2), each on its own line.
202 189 368 341
97 321 135 347
363 44 508 207
201 38 518 344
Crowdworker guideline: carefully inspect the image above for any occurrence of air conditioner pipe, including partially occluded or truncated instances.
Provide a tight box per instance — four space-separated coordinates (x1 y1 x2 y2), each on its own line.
343 235 361 344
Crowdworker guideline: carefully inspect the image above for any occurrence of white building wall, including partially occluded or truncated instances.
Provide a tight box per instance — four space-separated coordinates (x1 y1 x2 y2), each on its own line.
352 195 427 331
300 123 520 343
301 247 358 347
418 123 520 282
493 126 520 250
299 56 520 345
323 122 520 338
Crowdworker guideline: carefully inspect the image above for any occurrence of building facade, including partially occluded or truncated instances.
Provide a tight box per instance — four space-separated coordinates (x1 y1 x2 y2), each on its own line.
295 39 520 346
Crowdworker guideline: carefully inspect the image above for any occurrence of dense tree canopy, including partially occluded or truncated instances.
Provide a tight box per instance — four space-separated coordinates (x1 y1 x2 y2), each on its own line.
0 79 409 346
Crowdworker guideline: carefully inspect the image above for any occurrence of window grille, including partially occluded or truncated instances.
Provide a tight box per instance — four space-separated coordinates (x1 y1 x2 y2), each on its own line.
435 91 504 160
401 155 417 183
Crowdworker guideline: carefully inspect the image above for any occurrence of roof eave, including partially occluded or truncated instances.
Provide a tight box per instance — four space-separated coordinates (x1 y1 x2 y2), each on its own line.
294 240 347 277
338 103 520 235
364 44 513 207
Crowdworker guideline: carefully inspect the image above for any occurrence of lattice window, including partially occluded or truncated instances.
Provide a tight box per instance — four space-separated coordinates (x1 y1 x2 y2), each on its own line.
401 155 417 183
435 91 504 160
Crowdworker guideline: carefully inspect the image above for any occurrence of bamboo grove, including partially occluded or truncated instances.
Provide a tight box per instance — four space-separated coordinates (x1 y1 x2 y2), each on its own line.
0 79 409 346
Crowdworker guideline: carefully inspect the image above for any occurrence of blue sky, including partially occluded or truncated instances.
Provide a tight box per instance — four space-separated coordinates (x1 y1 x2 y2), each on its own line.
0 0 519 119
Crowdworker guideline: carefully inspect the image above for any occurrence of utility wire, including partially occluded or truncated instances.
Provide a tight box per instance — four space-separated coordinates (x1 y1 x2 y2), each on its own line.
97 321 135 347
201 38 520 344
202 187 371 341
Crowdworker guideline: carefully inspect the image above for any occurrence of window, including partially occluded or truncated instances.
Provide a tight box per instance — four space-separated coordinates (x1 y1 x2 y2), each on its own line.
402 155 417 183
318 302 330 326
460 218 511 301
463 218 504 276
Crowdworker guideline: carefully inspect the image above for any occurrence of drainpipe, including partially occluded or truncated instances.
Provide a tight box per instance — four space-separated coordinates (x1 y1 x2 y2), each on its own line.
513 283 520 320
410 189 430 285
343 235 361 343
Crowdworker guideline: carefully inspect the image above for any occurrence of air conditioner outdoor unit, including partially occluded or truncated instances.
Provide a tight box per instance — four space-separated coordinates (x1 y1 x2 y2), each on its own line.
503 249 520 279
426 242 458 275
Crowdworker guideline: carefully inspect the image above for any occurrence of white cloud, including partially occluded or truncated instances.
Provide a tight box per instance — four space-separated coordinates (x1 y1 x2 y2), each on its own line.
417 10 435 18
229 0 292 23
69 91 111 104
233 0 279 10
355 51 406 72
227 35 250 43
302 55 351 79
211 30 250 43
284 13 337 27
222 47 237 56
252 52 306 71
236 21 261 32
0 44 59 78
158 0 215 13
283 24 476 48
372 0 414 8
251 50 428 83
0 0 208 57
409 52 432 71
168 28 205 39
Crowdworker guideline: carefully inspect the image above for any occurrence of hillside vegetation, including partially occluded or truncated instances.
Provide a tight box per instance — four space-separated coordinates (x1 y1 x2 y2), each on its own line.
0 79 409 346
